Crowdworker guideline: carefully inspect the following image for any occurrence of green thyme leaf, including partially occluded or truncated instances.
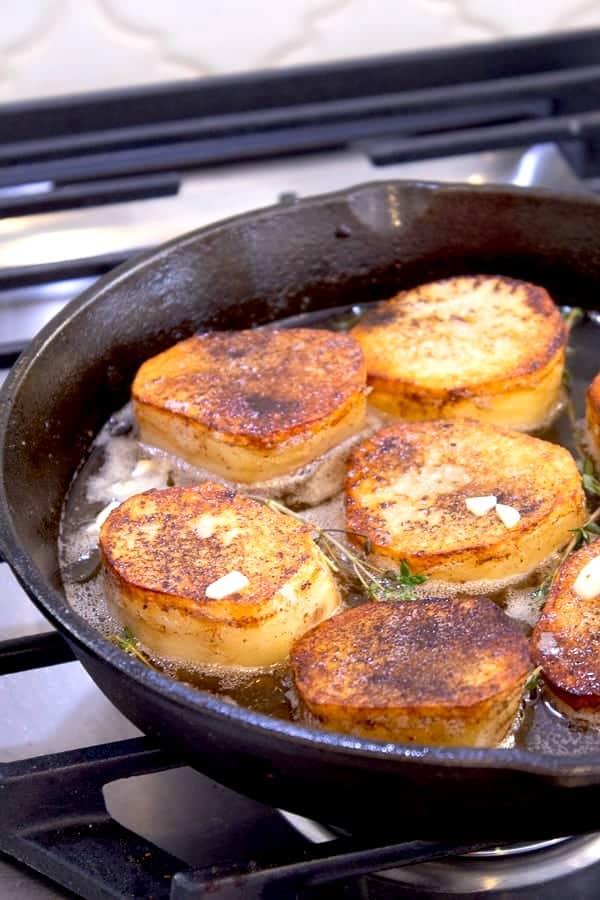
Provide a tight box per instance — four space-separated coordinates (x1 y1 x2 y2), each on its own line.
570 527 588 551
583 473 600 496
395 561 427 591
562 307 584 332
109 627 159 670
570 521 600 550
524 666 542 695
262 498 428 602
531 580 551 608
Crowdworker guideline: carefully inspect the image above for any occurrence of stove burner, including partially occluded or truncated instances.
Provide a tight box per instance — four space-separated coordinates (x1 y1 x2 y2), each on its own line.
283 814 600 895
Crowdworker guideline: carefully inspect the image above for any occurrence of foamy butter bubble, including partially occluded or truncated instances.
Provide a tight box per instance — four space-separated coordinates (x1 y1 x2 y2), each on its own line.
85 434 141 504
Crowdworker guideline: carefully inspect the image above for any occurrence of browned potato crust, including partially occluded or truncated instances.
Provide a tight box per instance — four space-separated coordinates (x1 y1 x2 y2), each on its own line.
291 598 531 746
100 482 340 667
345 420 586 583
132 328 367 481
532 539 600 715
350 275 566 430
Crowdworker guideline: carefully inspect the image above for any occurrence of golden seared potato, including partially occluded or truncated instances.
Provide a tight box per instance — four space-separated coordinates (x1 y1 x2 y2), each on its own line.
131 328 367 482
532 539 600 721
345 420 586 584
586 374 600 465
291 598 531 747
99 482 341 667
350 275 566 430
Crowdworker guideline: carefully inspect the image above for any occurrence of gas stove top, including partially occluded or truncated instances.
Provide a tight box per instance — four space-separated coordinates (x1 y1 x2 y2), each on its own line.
4 29 600 898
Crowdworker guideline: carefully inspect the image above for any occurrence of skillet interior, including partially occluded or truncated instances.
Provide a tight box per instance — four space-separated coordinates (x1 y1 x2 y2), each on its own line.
4 180 600 841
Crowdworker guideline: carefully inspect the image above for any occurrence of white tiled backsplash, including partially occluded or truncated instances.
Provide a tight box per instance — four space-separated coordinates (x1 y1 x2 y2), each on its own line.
1 0 599 103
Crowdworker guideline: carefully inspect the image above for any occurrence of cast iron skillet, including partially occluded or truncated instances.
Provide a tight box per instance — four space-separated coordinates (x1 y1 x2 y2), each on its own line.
3 180 600 844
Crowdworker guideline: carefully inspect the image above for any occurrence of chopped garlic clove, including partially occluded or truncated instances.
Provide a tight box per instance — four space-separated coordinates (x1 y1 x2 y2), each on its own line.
132 459 159 478
205 570 250 600
495 503 521 529
87 500 120 533
573 556 600 600
112 479 139 500
537 631 560 656
194 515 217 539
465 495 497 516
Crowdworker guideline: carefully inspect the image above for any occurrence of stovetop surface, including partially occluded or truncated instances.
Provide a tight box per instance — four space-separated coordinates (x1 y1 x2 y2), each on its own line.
0 140 581 354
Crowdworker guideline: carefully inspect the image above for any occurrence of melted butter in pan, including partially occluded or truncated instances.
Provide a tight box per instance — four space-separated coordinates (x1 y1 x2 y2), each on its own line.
58 304 600 753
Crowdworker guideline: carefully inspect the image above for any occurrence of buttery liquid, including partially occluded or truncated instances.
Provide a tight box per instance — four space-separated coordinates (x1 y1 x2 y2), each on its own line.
58 304 600 754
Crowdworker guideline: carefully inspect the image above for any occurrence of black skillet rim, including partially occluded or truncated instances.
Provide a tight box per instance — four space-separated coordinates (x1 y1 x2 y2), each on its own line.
2 178 600 779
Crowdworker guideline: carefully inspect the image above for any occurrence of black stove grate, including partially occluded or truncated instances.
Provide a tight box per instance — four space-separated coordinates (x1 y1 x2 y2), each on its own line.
4 29 600 368
2 28 600 190
0 625 498 898
2 29 600 218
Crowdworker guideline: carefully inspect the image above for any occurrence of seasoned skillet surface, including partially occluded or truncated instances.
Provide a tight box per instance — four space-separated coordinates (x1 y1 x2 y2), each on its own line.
4 180 600 842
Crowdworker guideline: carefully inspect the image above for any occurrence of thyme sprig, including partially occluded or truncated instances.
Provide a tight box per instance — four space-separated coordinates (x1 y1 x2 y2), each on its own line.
557 504 600 576
357 559 428 603
582 457 600 497
560 307 585 439
264 498 427 602
562 368 578 434
570 520 600 551
524 665 543 697
532 453 600 609
109 626 159 670
562 306 584 333
533 505 600 610
531 580 551 609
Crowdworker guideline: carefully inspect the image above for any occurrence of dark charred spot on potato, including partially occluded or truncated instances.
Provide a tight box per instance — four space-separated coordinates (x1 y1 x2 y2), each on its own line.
224 346 248 359
374 435 419 466
243 393 301 417
444 387 474 403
